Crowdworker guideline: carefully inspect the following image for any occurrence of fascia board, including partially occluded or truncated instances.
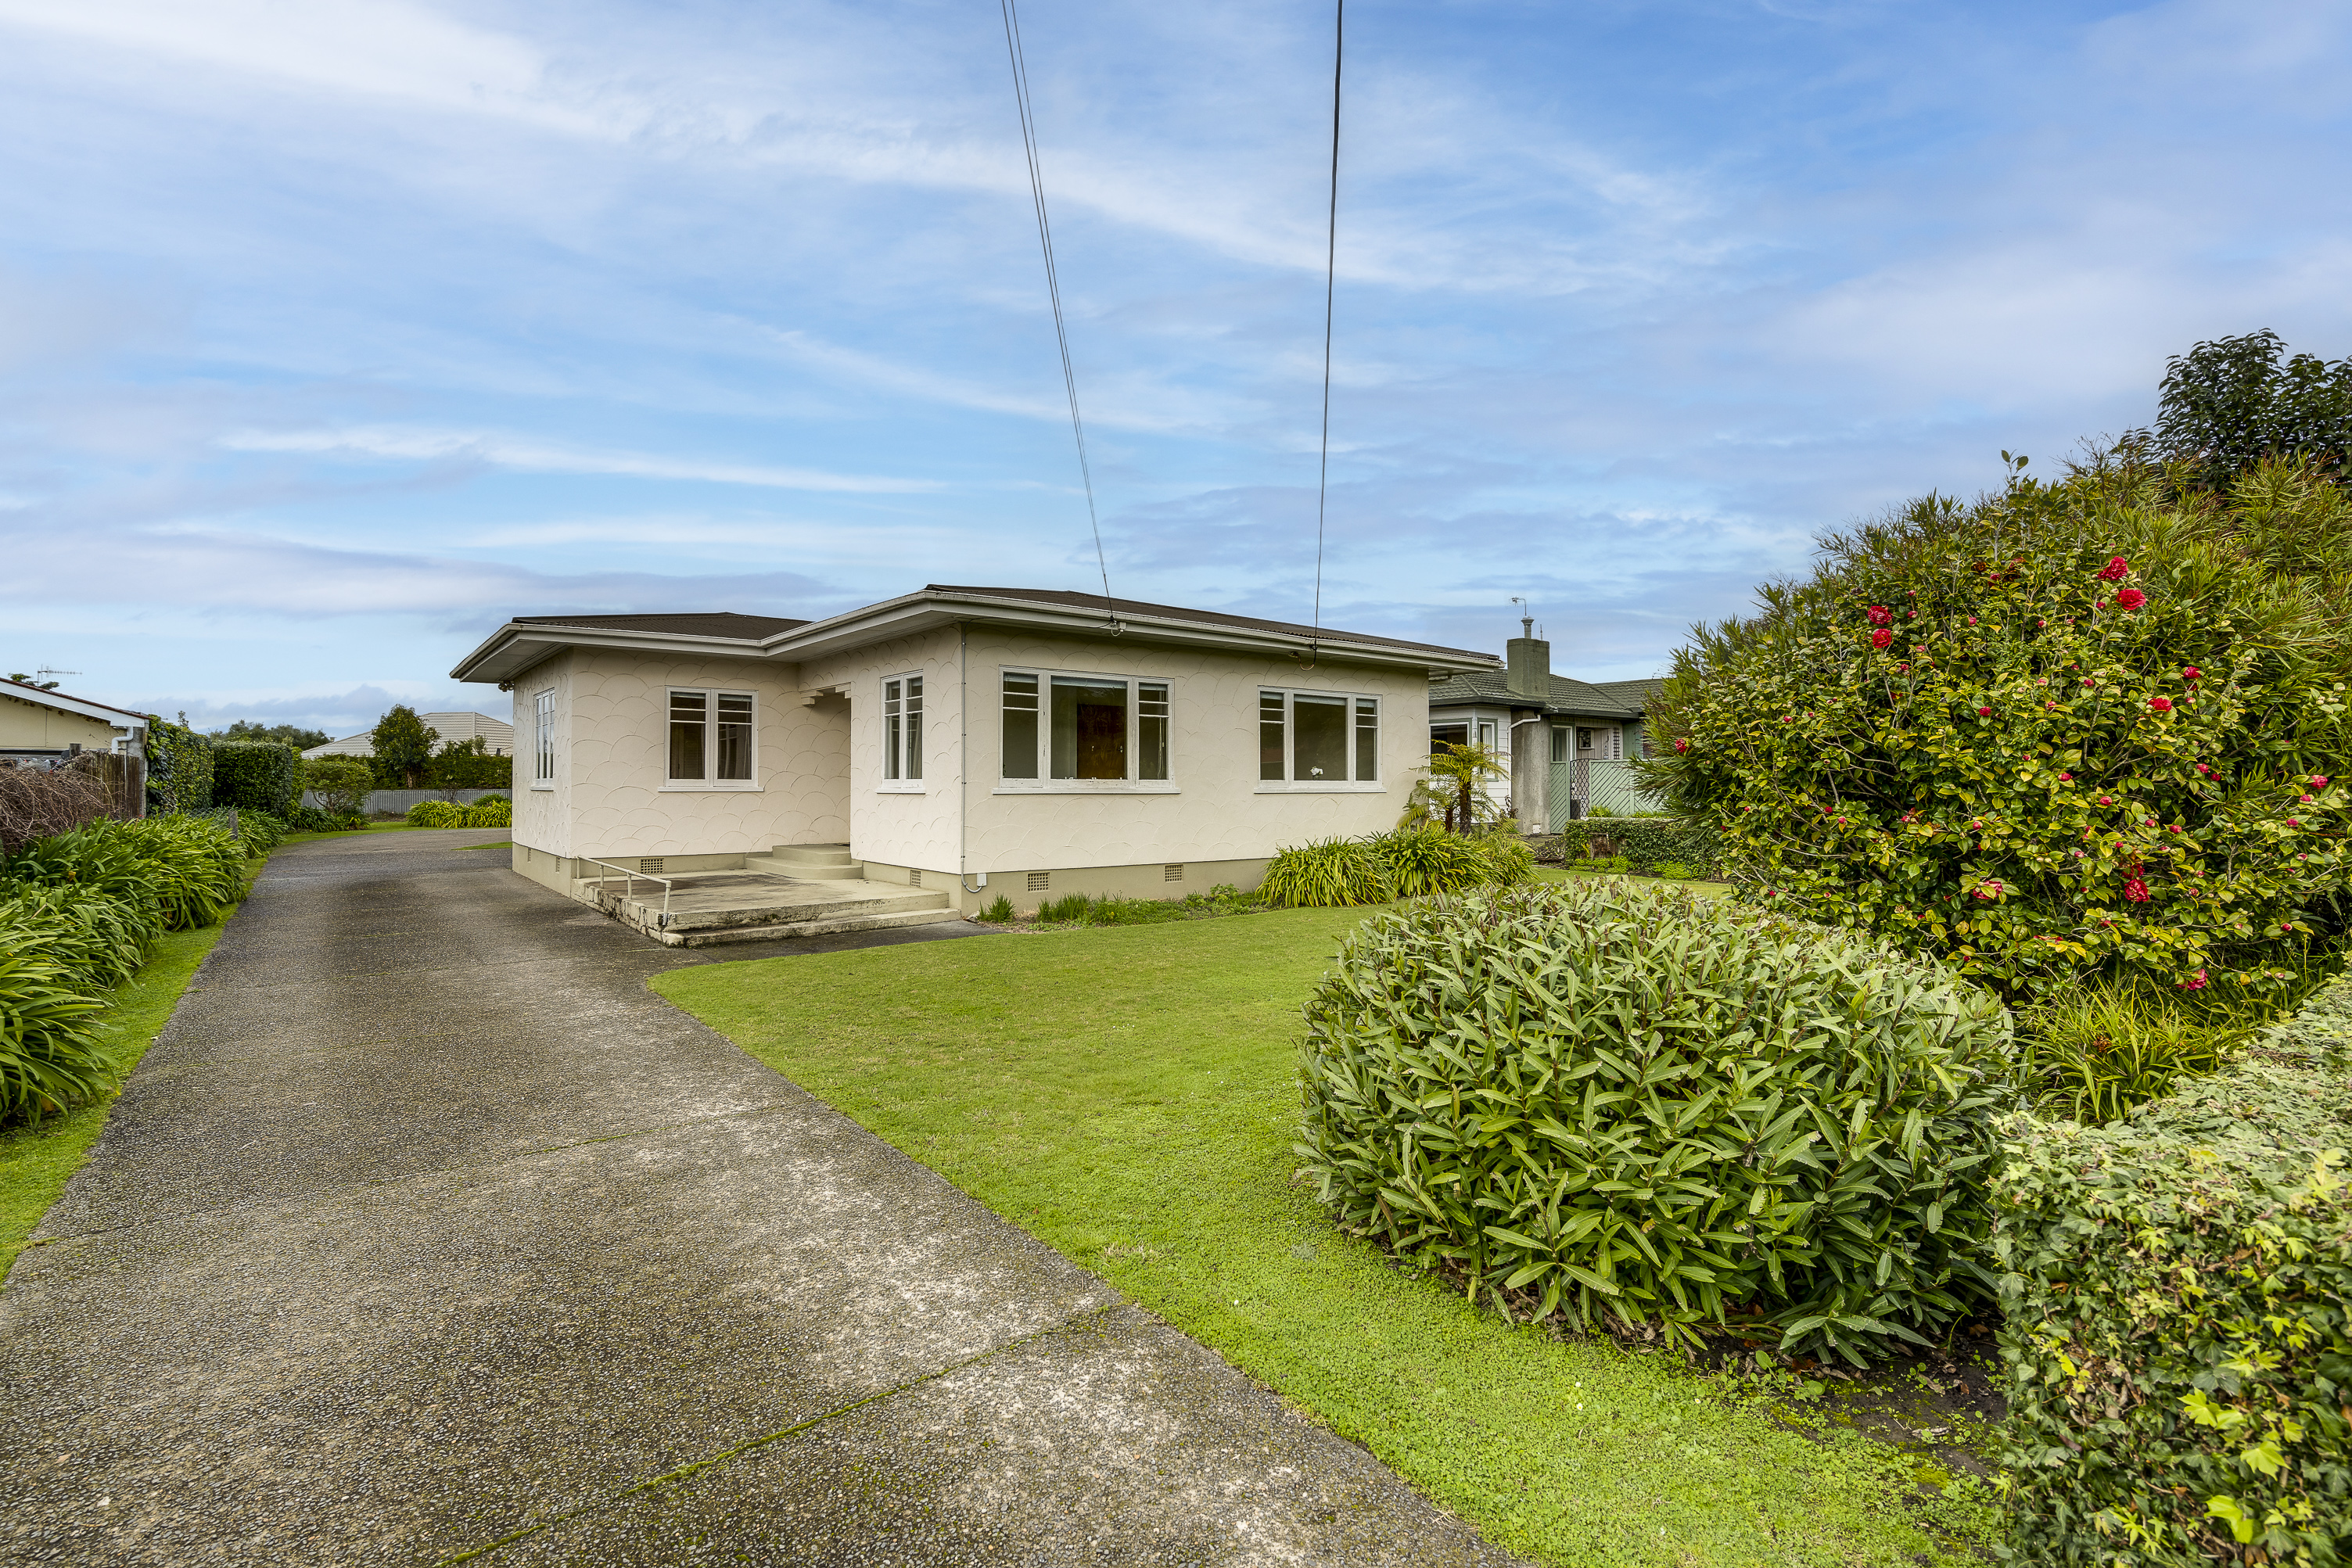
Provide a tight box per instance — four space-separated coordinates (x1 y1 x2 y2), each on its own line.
451 625 781 684
765 590 1499 675
0 684 148 729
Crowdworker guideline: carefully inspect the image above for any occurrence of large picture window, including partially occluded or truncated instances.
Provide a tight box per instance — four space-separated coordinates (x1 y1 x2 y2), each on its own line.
882 674 923 784
999 669 1173 790
1259 689 1381 790
665 688 757 789
533 688 556 786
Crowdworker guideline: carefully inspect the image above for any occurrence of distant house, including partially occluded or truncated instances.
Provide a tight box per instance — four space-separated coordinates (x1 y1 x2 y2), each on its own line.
301 712 515 760
0 680 149 768
1427 618 1665 831
449 587 1496 941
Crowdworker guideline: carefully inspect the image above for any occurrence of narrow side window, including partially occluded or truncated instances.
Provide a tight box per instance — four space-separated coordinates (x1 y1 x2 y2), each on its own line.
533 689 555 782
1002 673 1039 779
1259 691 1286 781
882 679 903 780
716 694 754 781
904 676 923 780
668 691 706 781
1138 682 1170 781
1354 698 1378 781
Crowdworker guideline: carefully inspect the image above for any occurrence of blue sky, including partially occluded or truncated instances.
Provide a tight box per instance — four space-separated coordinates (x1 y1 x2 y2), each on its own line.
5 0 2348 734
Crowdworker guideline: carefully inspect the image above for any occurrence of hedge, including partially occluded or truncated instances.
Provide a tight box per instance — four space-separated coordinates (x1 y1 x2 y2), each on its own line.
144 716 212 813
211 742 299 816
1992 974 2352 1564
404 798 512 828
1542 817 1723 875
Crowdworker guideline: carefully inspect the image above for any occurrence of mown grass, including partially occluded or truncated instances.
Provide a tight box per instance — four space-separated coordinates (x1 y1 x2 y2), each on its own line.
653 901 1995 1566
0 920 228 1279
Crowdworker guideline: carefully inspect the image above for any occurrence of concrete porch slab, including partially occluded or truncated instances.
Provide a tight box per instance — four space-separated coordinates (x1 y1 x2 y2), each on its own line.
584 870 961 946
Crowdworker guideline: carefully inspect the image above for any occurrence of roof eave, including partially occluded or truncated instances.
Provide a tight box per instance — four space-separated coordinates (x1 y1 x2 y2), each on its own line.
449 623 777 684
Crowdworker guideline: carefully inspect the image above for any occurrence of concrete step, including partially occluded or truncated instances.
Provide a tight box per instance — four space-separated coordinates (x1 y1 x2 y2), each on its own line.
742 854 864 881
666 906 966 947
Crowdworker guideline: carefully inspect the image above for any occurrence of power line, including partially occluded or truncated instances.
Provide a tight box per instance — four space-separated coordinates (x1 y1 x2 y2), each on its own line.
997 0 1116 629
1311 0 1344 658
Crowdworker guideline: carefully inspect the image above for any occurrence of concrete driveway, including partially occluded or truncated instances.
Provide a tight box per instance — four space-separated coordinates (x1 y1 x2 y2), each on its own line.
0 830 1514 1566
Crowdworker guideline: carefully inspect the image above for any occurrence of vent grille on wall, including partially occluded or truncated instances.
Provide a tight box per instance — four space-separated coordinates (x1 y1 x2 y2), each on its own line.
1164 863 1183 881
908 869 923 888
640 857 665 874
1026 871 1050 892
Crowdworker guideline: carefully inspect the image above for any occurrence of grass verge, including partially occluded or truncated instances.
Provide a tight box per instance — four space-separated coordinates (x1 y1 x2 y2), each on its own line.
653 905 1996 1566
0 920 228 1279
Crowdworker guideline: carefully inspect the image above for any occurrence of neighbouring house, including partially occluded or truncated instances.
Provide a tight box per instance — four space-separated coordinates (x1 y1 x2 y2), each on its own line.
1427 618 1665 831
450 586 1496 943
0 680 149 768
300 711 515 760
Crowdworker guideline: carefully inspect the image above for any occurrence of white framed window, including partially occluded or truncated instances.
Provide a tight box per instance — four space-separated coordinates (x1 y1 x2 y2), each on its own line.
1258 688 1381 791
532 688 556 788
662 688 759 791
881 673 924 788
996 668 1176 792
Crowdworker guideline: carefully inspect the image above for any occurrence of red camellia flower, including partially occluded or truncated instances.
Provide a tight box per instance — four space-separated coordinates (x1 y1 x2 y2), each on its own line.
2058 771 2073 780
2182 666 2202 681
2184 971 2209 992
1973 881 2004 900
2289 818 2302 828
1977 706 1992 717
2314 776 2332 787
2149 696 2173 712
2097 555 2130 581
2114 588 2148 610
2099 795 2112 805
1865 605 1892 626
2124 878 2150 902
2303 793 2315 803
1672 737 1689 752
1870 628 1893 649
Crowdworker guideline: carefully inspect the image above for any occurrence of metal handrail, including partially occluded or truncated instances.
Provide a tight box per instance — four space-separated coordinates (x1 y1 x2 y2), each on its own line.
580 856 677 918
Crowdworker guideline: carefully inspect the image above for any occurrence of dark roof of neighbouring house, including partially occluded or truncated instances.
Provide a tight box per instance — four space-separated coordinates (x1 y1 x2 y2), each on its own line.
1426 669 1655 718
924 587 1490 660
1591 677 1667 707
509 612 811 639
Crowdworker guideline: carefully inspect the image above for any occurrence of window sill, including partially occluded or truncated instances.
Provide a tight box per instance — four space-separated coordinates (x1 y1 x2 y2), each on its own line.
1255 781 1384 794
993 780 1180 795
529 783 554 791
874 783 928 795
657 783 764 793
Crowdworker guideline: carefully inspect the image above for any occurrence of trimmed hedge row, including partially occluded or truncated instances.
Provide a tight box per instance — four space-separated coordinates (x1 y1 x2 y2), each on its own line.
404 797 512 828
1993 975 2352 1564
1535 817 1724 876
212 743 299 816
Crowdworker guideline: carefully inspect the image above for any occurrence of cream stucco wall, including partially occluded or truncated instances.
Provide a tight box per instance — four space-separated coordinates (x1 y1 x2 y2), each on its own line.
0 693 128 752
957 629 1427 877
799 626 964 876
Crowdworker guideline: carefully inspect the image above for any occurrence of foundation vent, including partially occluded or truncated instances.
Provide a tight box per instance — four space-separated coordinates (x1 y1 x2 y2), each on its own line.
908 869 923 888
1026 871 1050 892
1164 863 1184 882
640 857 665 874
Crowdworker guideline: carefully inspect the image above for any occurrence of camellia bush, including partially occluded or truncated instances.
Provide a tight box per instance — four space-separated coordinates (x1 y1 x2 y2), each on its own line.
1295 881 2012 1362
1642 456 2352 1003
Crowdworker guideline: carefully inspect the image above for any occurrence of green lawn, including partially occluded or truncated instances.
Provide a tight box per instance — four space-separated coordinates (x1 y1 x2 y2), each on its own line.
1 920 228 1279
654 904 1995 1566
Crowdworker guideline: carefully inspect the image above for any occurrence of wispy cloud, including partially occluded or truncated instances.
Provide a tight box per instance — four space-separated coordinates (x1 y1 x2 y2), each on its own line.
218 425 943 493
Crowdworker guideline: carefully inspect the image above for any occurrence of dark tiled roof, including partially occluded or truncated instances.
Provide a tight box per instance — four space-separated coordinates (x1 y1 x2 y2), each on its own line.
510 612 810 639
1427 669 1649 717
926 586 1491 662
1591 677 1668 705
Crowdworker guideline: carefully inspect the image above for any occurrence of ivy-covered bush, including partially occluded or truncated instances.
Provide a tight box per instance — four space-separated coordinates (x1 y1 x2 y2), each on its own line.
1992 974 2352 1565
211 742 298 816
144 716 213 813
1294 881 2012 1362
1644 457 2352 1003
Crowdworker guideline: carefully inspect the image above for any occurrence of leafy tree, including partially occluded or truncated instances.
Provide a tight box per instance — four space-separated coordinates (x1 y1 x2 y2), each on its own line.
1399 742 1510 834
2150 330 2352 492
368 705 439 789
300 756 374 818
1642 454 2352 1003
5 673 61 691
208 719 331 750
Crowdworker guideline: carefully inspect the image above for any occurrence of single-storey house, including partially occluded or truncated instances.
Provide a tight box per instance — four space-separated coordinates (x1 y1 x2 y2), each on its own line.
0 680 149 767
302 711 515 760
451 586 1496 942
1427 619 1664 831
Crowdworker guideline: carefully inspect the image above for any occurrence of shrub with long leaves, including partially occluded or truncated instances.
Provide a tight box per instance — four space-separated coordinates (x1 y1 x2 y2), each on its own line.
0 949 114 1122
1294 881 2012 1363
1259 837 1394 908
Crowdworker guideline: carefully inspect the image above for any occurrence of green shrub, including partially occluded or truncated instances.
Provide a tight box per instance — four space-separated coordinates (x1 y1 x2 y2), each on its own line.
1568 854 1632 874
300 755 373 819
1294 881 2012 1363
0 949 114 1124
0 884 160 992
144 716 213 813
1367 826 1488 897
211 742 298 816
1551 817 1722 876
2015 982 2235 1124
405 798 510 828
1035 891 1093 923
980 894 1014 924
1653 861 1698 880
1645 456 2352 1005
1259 837 1392 908
1470 832 1535 886
1992 973 2352 1565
